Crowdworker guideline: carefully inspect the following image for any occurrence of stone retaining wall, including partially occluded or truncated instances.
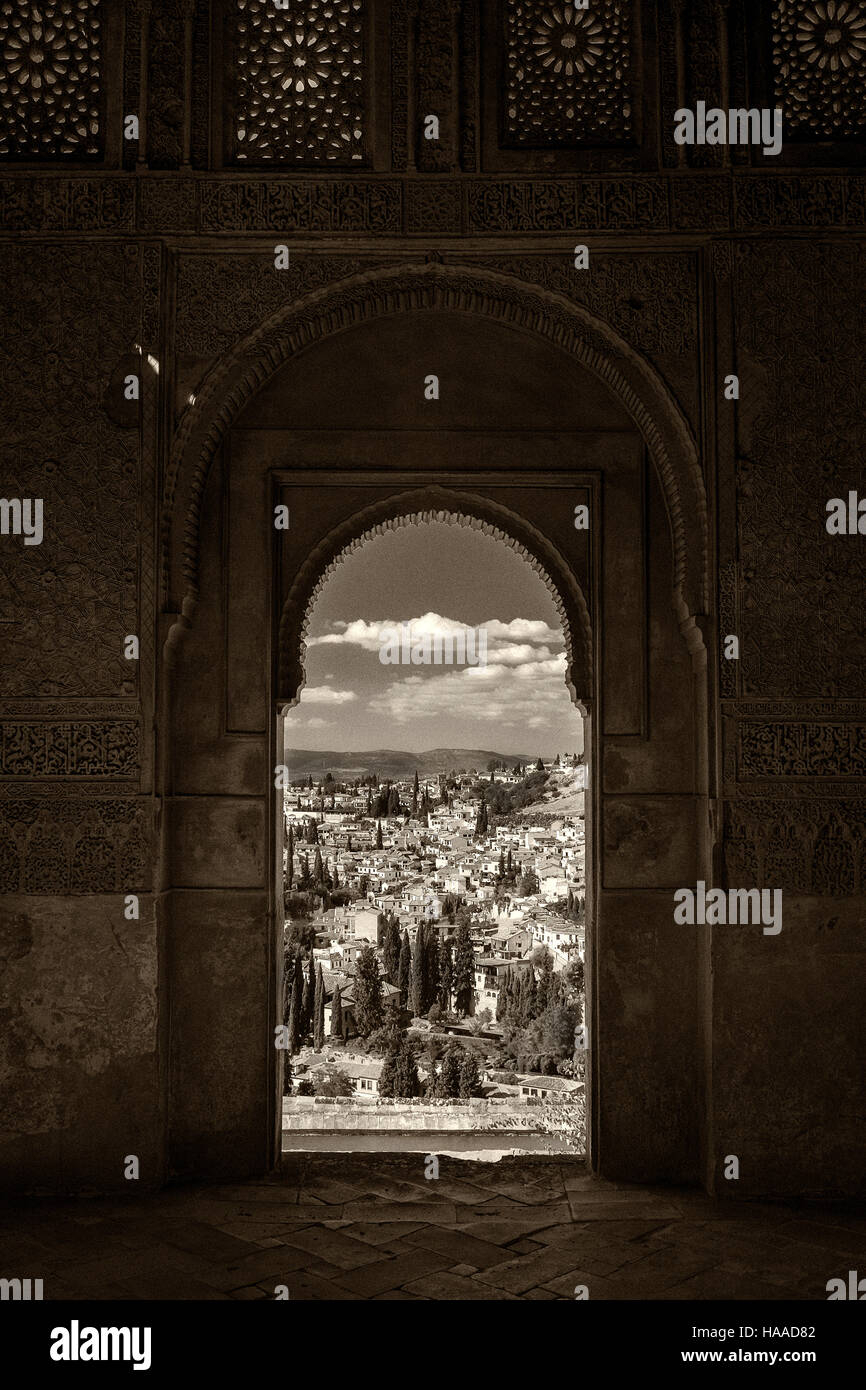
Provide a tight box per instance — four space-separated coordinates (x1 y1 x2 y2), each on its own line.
282 1095 585 1140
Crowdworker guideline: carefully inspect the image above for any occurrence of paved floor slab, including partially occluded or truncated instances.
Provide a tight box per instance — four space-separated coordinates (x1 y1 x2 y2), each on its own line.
2 1155 863 1302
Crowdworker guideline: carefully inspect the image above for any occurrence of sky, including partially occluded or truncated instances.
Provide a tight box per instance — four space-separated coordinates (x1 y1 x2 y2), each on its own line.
284 521 584 757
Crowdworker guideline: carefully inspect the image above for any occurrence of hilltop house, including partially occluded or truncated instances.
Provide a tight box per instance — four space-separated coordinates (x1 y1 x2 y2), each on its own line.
322 977 401 1039
519 1074 582 1100
324 905 381 943
473 955 531 1014
308 1057 384 1097
531 918 584 967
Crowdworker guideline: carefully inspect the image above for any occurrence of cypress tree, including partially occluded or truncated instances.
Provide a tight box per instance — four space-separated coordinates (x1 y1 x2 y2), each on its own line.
376 820 383 850
313 847 324 884
518 968 535 1026
384 918 402 983
452 922 475 1017
397 929 412 1007
382 916 396 981
299 852 312 890
313 963 325 1051
390 916 402 968
496 965 510 1022
411 922 427 1018
506 847 513 875
287 973 301 1055
536 952 553 1013
458 1051 480 1099
378 1041 400 1098
353 944 383 1036
330 985 343 1038
302 953 316 1034
287 822 294 888
438 936 453 1011
424 928 440 1014
395 1041 421 1098
526 966 538 1021
411 771 419 817
281 957 291 1027
438 1046 462 1099
507 967 520 1025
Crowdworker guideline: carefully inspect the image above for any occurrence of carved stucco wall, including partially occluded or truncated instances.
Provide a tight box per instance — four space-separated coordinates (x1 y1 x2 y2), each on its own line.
164 260 706 640
174 249 700 449
718 240 866 893
0 241 159 1188
0 238 158 893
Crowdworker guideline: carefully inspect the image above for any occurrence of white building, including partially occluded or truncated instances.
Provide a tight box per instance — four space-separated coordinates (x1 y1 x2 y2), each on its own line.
531 918 584 966
330 906 381 943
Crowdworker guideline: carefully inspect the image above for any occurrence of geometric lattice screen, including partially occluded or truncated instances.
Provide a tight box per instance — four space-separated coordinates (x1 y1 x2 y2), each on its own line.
0 0 102 158
772 0 866 137
503 0 633 145
232 0 366 163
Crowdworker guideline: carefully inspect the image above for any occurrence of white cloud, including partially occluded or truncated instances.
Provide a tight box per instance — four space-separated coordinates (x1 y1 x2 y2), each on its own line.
300 685 357 705
483 643 558 666
307 612 563 666
483 618 559 642
367 653 570 726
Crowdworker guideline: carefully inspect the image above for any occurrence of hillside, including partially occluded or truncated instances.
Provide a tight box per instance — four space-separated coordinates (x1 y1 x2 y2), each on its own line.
511 766 586 820
284 748 533 780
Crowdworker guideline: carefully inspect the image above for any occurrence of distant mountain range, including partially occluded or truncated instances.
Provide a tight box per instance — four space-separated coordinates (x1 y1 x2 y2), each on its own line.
284 748 537 780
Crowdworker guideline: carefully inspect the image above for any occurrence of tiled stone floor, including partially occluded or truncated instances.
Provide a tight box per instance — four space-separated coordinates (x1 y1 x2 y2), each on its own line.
2 1155 864 1300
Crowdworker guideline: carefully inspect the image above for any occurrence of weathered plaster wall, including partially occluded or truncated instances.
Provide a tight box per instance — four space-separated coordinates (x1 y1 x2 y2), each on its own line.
0 244 161 1193
712 242 866 1197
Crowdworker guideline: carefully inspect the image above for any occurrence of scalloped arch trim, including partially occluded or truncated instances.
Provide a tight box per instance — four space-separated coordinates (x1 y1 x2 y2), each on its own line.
278 490 593 708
